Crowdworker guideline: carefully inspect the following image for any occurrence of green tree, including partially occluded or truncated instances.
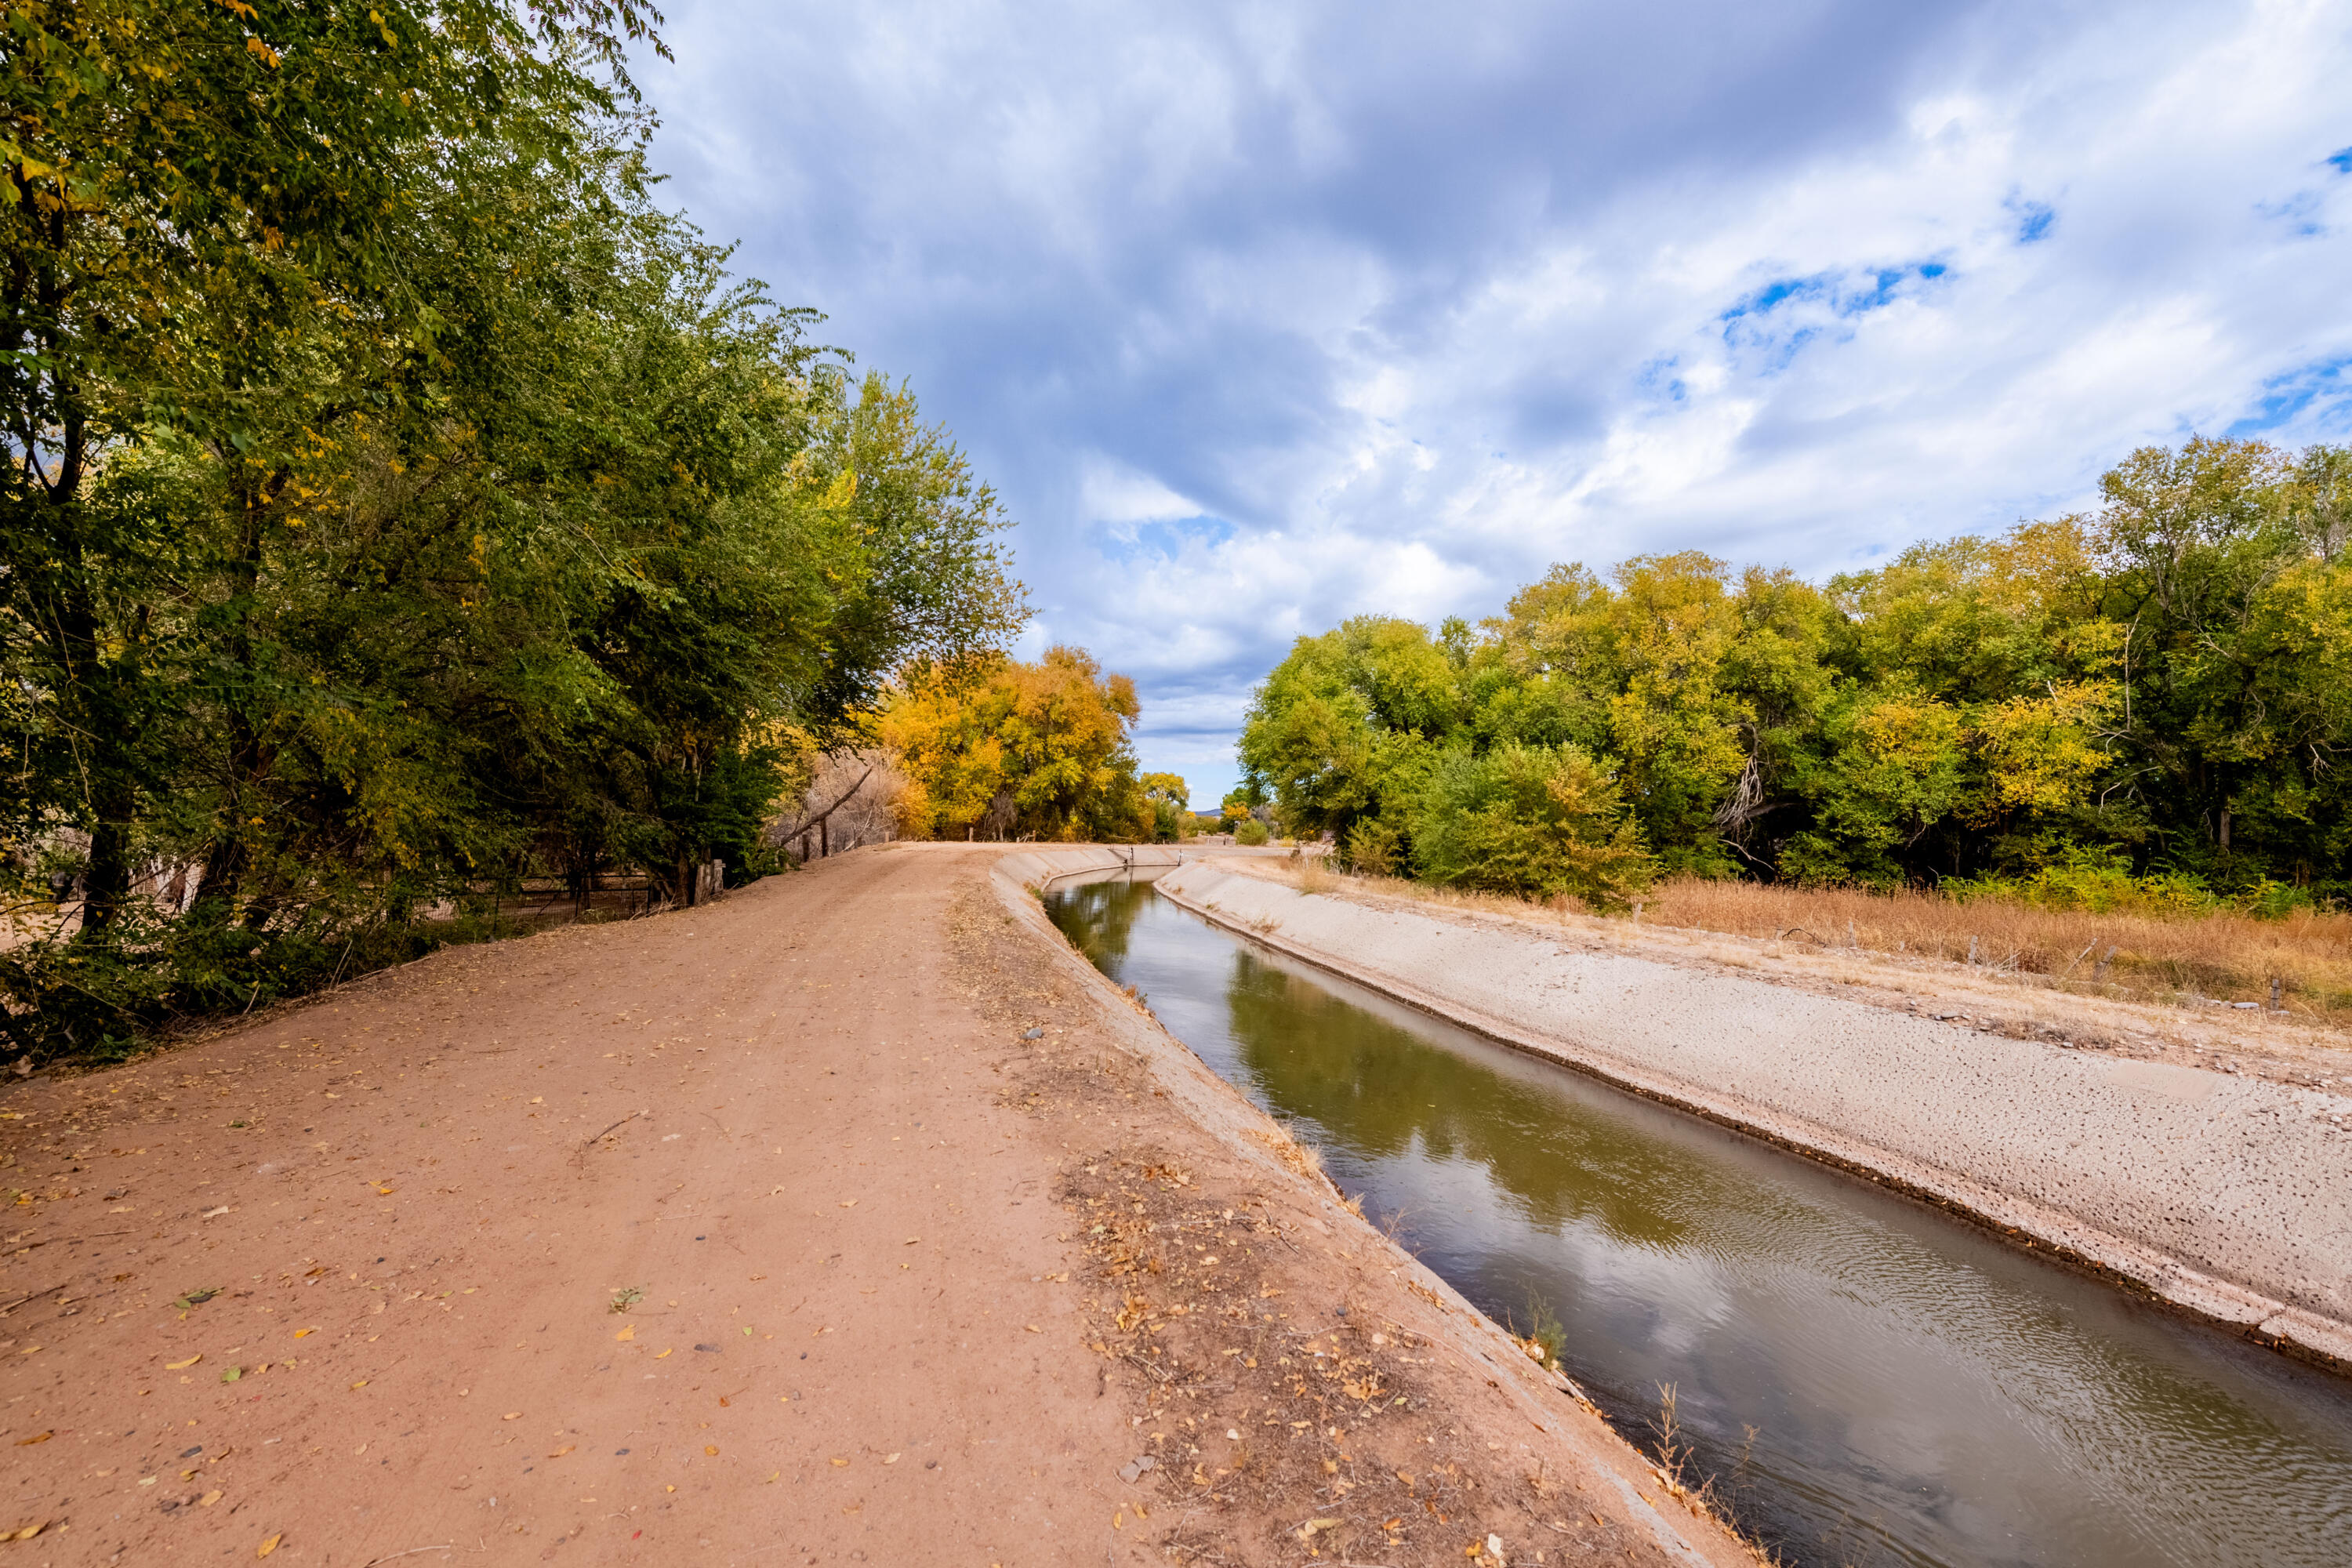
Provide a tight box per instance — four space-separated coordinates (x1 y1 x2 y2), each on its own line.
1237 616 1454 863
1141 773 1190 842
1410 742 1652 907
0 6 1030 1057
1238 437 2352 902
1 0 657 936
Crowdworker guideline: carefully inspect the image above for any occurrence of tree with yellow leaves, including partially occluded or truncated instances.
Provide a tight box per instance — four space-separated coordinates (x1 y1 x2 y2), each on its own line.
880 648 1152 842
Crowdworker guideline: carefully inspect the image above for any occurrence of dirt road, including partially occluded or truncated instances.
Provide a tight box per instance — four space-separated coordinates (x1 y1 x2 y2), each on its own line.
0 845 1748 1567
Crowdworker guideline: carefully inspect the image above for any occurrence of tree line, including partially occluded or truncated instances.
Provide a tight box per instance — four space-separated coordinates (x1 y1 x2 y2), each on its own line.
2 2 1022 1057
1240 438 2352 909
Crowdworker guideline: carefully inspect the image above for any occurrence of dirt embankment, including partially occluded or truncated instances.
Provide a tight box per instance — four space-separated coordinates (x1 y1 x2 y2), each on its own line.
1155 858 2352 1368
0 844 1753 1567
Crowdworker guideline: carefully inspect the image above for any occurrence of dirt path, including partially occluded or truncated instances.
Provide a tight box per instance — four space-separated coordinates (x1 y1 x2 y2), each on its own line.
0 846 1751 1567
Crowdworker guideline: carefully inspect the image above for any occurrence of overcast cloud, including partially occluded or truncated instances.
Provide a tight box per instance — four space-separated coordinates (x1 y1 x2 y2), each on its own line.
638 0 2352 806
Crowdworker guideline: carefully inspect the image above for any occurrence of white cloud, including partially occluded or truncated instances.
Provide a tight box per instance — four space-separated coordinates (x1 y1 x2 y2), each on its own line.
1076 456 1204 528
641 0 2352 804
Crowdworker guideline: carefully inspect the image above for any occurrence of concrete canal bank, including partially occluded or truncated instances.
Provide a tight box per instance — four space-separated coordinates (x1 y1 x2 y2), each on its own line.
1149 857 2352 1367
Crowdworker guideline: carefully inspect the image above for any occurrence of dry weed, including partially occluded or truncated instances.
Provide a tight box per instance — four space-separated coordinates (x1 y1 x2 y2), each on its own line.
1643 877 2352 1018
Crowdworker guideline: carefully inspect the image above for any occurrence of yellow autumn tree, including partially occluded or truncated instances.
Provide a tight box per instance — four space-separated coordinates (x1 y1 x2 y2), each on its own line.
880 648 1152 842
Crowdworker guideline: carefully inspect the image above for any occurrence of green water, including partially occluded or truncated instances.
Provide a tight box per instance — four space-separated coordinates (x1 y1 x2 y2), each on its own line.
1046 873 2352 1568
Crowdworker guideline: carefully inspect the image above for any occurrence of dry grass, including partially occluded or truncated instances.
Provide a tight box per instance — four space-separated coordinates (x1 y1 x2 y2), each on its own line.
1641 877 2352 1018
1271 862 2352 1023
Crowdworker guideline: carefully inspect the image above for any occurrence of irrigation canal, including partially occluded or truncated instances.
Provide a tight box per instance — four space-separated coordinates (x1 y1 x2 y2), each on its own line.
1045 872 2352 1568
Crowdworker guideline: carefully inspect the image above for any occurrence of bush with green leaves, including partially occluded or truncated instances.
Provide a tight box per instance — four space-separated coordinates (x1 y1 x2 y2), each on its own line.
1410 744 1653 907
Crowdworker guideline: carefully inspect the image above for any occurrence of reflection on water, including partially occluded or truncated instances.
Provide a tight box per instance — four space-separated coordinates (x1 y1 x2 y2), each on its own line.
1049 874 2352 1568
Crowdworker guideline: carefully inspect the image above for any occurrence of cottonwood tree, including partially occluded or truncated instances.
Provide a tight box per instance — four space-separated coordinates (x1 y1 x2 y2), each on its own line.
881 648 1150 843
1241 437 2352 899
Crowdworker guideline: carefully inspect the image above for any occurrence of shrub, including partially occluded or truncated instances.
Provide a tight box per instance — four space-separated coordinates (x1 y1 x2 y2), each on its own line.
1342 818 1403 875
1941 848 2321 920
1410 742 1653 908
1234 818 1271 847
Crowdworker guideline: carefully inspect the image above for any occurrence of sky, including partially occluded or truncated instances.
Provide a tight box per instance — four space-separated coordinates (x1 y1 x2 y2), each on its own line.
634 0 2352 808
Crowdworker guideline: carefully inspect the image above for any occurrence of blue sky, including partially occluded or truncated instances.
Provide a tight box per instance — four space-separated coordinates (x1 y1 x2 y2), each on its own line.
637 0 2352 808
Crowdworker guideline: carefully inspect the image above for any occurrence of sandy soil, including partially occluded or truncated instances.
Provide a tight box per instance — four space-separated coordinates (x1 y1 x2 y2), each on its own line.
1156 858 2352 1367
0 844 1751 1567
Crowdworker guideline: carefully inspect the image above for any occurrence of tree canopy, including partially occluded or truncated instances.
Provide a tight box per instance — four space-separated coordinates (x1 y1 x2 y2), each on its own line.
879 648 1152 844
1 2 1023 1057
1240 437 2352 908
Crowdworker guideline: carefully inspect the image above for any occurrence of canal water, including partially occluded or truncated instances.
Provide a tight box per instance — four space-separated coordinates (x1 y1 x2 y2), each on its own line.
1045 873 2352 1568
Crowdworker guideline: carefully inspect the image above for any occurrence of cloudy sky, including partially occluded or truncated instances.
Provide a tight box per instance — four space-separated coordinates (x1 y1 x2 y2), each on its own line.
637 0 2352 808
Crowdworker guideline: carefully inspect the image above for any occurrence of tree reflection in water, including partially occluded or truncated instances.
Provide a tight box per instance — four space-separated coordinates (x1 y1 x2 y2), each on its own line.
1224 950 1701 1254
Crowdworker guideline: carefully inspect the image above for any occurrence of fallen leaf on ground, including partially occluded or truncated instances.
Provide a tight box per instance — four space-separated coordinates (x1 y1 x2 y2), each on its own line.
502 1412 521 1421
655 1348 673 1359
838 1199 857 1207
200 1490 223 1507
829 1457 848 1468
13 1432 50 1446
257 1534 282 1557
704 1445 718 1456
614 1324 635 1341
883 1453 900 1465
549 1446 574 1458
348 1380 367 1390
292 1328 314 1339
165 1354 202 1370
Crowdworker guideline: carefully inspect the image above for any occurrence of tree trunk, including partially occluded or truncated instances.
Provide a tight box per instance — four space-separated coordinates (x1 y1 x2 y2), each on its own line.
28 395 143 936
191 460 289 928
